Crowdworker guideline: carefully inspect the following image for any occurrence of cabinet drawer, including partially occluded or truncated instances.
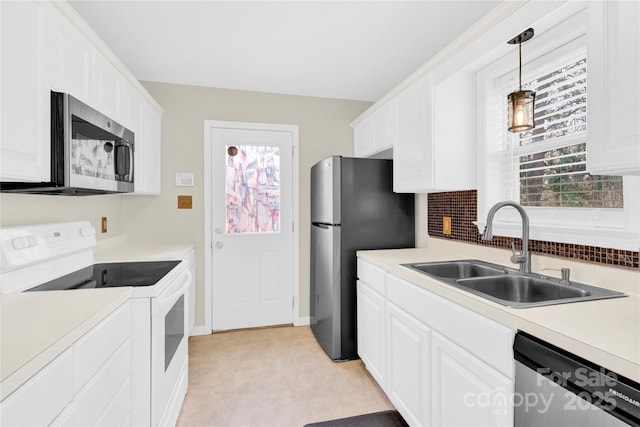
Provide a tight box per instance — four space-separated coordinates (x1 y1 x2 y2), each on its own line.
387 274 514 377
74 339 131 426
357 258 386 295
74 301 131 392
1 348 73 426
95 377 131 427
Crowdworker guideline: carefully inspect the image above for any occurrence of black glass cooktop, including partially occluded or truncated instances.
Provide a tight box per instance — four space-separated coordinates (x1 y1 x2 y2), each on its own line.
26 260 181 291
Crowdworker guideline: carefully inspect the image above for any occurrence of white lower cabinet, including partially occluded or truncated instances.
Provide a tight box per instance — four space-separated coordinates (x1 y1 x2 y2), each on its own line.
431 332 513 427
356 259 515 427
0 301 132 427
386 302 431 427
356 281 387 387
0 348 74 426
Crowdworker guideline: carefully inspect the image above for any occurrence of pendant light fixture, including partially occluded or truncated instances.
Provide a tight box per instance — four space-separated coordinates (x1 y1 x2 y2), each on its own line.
507 28 535 133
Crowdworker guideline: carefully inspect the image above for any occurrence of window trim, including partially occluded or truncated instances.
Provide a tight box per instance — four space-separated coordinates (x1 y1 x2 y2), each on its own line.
474 7 640 251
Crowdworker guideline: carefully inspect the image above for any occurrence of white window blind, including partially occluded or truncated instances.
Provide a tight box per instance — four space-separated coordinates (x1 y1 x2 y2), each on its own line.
505 56 623 209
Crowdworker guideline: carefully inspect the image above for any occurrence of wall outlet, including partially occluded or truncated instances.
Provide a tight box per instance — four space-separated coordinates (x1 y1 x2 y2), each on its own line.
178 195 193 209
443 216 451 235
101 216 108 233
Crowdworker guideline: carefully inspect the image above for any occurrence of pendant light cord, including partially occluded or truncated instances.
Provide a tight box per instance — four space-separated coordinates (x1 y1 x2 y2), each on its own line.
518 41 522 91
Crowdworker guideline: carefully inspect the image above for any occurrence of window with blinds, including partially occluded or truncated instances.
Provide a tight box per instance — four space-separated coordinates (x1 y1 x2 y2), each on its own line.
511 56 623 209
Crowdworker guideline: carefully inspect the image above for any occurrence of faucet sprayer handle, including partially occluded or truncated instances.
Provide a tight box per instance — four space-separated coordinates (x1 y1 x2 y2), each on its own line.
510 242 525 264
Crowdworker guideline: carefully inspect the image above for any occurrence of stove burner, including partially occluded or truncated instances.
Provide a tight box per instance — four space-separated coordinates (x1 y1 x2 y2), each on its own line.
26 260 181 292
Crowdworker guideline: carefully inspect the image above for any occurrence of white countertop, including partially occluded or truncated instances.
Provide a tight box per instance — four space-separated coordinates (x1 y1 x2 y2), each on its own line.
358 239 640 381
0 287 132 400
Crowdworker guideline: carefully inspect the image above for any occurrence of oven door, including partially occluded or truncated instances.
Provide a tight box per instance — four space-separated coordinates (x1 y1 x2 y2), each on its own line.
150 266 191 426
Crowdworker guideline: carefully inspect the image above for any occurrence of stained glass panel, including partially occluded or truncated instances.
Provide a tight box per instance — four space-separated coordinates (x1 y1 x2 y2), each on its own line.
225 144 280 234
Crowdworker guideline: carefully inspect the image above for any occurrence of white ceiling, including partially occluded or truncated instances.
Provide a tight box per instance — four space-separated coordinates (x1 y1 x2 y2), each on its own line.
69 1 500 102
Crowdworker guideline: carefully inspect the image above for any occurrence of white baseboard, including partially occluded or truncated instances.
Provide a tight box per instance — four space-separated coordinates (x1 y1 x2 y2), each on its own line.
190 325 210 336
294 316 310 326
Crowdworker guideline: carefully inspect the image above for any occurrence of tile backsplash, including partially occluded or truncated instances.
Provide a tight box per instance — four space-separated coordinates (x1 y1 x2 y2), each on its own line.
427 190 639 269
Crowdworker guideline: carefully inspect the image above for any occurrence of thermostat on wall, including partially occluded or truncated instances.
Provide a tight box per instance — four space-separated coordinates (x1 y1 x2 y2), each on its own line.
175 173 194 187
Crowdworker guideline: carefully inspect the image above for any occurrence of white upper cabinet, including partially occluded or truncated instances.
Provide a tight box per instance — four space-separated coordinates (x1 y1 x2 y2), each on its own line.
587 0 640 175
51 5 92 104
0 1 52 182
1 1 162 189
92 52 125 124
353 101 395 158
393 72 476 193
133 101 162 195
393 73 432 193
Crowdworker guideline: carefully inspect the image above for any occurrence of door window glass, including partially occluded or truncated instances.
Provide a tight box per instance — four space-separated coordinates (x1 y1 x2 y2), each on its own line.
225 145 281 234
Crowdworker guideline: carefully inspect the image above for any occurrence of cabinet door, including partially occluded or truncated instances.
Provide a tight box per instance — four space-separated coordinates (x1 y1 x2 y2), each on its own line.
51 6 92 104
386 302 431 427
393 73 433 193
0 348 74 426
372 102 395 154
353 102 395 158
356 281 386 388
433 73 476 190
0 1 52 182
587 0 640 175
431 332 513 427
132 101 162 195
92 52 124 124
353 118 374 158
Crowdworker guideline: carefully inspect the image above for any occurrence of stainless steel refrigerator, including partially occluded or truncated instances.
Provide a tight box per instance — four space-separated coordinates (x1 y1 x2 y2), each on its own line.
310 156 415 361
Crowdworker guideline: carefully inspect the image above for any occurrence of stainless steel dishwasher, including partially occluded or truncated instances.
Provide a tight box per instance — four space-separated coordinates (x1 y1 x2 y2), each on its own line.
514 331 640 426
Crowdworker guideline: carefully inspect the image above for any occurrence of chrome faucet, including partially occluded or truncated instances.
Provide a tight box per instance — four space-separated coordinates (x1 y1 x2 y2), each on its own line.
482 201 531 273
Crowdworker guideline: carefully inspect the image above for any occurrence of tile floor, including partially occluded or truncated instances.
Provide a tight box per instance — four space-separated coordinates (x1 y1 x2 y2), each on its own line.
176 326 394 427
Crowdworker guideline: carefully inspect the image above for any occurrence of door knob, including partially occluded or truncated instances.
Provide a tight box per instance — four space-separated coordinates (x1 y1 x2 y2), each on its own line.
215 241 224 249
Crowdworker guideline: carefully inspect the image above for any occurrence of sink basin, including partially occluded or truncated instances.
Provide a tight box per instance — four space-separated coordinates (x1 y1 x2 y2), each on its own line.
406 260 506 279
456 275 590 303
401 259 626 308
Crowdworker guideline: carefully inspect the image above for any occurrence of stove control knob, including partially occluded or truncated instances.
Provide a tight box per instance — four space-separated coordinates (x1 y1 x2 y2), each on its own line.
12 235 37 250
80 226 96 237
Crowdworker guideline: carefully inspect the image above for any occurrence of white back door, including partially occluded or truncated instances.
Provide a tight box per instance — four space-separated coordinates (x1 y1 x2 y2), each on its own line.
209 123 294 330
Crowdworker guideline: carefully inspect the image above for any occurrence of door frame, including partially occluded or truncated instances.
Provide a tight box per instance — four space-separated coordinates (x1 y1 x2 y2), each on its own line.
203 120 300 333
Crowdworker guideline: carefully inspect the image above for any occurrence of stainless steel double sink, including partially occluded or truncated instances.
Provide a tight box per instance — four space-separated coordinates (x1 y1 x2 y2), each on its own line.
401 260 625 308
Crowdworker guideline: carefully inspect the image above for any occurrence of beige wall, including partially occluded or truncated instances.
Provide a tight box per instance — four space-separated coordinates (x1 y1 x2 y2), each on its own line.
123 82 372 325
0 193 125 238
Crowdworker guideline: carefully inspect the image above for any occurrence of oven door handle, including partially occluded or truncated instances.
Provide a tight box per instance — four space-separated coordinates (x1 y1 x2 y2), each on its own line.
153 269 192 316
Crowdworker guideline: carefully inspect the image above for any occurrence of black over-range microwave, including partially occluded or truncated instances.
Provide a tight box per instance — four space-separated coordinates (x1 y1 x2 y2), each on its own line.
0 91 135 195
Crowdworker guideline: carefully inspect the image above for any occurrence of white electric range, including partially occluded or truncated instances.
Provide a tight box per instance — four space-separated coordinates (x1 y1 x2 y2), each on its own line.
0 221 191 426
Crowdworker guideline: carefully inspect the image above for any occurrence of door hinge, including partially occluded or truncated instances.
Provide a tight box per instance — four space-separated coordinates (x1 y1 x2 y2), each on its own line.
292 297 295 308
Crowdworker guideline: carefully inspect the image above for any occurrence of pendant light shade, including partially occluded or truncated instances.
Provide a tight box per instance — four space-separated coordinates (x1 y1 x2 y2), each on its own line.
508 90 536 132
507 28 535 133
